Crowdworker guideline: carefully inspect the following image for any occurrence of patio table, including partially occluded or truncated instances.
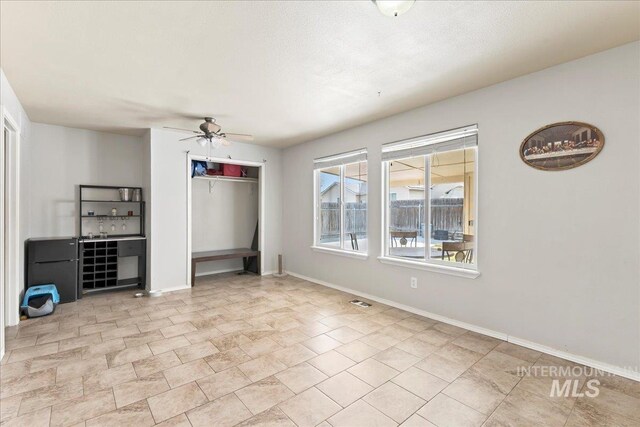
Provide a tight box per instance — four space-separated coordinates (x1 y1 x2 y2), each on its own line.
388 247 425 258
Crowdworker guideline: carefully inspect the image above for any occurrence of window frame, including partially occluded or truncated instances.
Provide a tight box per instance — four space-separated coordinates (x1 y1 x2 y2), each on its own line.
313 153 368 259
380 131 479 278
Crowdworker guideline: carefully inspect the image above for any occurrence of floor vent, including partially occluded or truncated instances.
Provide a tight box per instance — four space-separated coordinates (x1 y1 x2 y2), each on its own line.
350 299 371 308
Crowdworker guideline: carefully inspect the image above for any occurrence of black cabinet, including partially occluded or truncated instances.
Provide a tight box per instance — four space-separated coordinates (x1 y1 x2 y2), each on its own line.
79 238 146 295
118 239 144 257
26 238 79 303
28 238 78 263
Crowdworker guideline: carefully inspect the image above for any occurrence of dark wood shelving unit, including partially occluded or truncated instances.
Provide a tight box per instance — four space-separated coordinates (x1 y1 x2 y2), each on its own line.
78 185 146 296
79 185 145 239
81 240 119 290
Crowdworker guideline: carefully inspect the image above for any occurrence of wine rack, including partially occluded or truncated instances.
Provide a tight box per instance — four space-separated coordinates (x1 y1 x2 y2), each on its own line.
81 240 118 290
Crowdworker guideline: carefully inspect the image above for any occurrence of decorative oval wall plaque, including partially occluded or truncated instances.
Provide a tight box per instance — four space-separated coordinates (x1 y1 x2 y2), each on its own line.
520 121 604 171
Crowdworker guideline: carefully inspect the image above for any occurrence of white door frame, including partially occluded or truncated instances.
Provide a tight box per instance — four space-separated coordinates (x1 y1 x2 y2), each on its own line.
186 154 265 286
0 107 21 359
0 113 4 358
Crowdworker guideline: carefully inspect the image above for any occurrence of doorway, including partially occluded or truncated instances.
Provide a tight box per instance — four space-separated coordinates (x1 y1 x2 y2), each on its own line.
1 109 21 359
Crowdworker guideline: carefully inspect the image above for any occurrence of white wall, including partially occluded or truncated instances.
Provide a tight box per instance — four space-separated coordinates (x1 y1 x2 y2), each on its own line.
1 69 32 348
282 42 640 375
1 70 31 141
192 178 259 276
18 124 145 294
23 123 145 237
141 130 152 291
147 129 282 291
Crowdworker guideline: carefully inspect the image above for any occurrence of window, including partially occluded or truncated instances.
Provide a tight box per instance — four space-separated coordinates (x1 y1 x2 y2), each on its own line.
314 149 368 254
382 126 478 270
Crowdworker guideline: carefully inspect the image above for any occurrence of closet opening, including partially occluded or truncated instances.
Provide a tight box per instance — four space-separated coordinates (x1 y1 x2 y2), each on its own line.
186 154 265 287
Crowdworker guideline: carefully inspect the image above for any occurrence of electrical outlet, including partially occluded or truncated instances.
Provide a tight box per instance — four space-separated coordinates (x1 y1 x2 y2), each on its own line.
410 277 418 289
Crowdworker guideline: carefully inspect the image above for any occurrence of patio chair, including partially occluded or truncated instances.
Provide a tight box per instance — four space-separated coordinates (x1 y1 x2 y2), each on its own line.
349 233 359 250
390 231 417 247
463 234 474 262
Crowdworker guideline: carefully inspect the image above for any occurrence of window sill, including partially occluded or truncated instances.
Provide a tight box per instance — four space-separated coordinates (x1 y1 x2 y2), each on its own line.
377 256 480 279
311 246 369 260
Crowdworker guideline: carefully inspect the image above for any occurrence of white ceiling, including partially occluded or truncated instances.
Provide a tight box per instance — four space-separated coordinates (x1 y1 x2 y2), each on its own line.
1 1 638 147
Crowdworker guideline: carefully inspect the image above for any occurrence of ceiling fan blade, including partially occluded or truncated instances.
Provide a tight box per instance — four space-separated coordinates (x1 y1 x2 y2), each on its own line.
223 133 254 141
179 135 203 141
164 126 201 134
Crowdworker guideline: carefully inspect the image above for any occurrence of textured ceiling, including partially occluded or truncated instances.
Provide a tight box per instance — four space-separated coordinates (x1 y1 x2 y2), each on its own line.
1 1 638 147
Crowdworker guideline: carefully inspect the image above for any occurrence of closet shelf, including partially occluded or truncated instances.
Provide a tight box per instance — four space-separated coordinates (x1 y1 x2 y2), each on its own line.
194 175 258 183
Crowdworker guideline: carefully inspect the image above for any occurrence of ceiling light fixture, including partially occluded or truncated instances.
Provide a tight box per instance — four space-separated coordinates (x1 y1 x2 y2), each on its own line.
372 0 415 17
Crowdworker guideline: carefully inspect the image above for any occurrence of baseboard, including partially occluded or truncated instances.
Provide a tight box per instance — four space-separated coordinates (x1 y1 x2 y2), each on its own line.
286 272 508 341
507 336 640 382
262 270 276 276
153 284 191 294
287 271 640 383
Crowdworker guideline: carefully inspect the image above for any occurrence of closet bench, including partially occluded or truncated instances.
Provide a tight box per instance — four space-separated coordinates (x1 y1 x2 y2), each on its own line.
191 248 260 286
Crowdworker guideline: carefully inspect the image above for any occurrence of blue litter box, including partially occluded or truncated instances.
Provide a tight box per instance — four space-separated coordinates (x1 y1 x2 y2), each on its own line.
21 284 60 318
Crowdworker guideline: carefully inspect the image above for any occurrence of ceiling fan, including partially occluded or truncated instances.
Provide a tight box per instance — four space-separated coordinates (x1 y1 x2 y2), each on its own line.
164 117 253 148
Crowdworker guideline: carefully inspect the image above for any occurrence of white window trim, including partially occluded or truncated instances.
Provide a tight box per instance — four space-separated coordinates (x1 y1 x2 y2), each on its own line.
311 245 369 260
314 159 368 256
381 131 480 278
377 256 480 278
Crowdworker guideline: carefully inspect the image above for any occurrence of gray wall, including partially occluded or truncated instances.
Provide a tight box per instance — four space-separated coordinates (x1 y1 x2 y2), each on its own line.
1 69 33 340
141 130 152 291
1 70 31 140
23 123 145 238
281 42 640 373
192 178 259 276
147 129 282 291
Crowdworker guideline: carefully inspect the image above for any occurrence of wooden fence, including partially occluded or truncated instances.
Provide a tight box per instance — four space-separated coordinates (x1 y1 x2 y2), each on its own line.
320 202 366 241
319 199 463 241
388 200 423 234
429 199 464 235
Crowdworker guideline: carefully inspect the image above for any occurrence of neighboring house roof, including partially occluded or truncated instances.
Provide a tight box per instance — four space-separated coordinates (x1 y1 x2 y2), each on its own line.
320 181 367 196
320 181 338 195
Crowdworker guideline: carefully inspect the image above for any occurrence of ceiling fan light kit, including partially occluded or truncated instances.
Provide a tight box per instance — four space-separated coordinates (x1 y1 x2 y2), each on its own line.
372 0 415 17
200 117 221 134
164 117 254 150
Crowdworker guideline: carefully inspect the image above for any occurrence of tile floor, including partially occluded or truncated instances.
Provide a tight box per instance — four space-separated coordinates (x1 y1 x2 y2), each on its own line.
2 273 639 426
